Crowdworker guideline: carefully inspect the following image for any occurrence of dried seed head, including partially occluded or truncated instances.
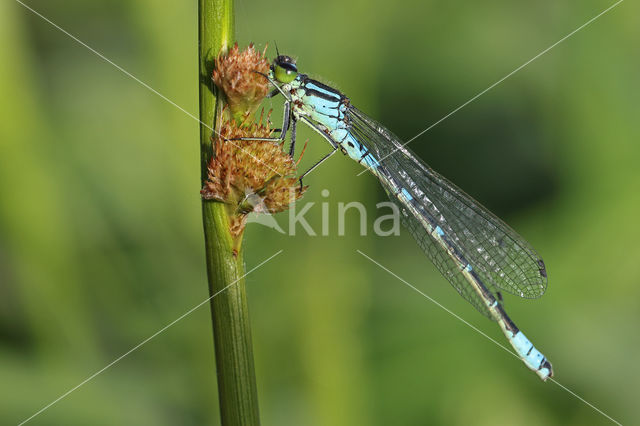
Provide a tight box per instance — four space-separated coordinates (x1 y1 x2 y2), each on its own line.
213 43 270 122
201 112 307 236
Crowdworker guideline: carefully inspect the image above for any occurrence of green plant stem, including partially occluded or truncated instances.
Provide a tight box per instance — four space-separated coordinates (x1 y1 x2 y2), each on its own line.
198 1 260 425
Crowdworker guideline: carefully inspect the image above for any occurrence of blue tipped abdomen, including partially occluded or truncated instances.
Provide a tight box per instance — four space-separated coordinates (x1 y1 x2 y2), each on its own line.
510 331 553 380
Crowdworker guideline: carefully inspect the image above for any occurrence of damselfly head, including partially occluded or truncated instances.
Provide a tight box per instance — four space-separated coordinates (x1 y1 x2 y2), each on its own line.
272 55 298 84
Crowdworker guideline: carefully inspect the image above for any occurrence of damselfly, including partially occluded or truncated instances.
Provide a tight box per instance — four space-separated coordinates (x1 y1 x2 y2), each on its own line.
241 54 553 380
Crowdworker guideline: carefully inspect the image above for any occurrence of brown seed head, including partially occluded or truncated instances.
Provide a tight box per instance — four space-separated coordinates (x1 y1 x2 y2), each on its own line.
213 43 270 122
201 112 307 236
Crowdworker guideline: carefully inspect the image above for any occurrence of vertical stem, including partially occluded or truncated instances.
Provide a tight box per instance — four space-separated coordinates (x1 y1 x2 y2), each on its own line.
199 0 232 179
198 1 261 425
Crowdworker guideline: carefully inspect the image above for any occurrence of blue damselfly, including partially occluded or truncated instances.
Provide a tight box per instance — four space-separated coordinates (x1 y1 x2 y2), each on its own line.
241 54 553 380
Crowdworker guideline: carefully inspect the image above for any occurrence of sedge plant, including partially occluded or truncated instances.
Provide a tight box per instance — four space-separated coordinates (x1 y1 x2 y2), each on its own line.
198 1 305 424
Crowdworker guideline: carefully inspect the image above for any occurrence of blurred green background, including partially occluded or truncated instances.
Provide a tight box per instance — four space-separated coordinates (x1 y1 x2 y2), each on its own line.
1 0 638 424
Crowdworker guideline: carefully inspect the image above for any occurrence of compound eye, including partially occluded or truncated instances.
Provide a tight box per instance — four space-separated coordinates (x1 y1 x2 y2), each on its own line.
274 64 298 83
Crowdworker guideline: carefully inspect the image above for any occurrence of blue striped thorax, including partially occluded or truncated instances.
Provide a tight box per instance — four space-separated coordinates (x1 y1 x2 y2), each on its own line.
283 75 381 167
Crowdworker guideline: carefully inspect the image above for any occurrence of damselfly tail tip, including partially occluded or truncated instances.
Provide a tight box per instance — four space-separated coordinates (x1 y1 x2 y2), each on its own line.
539 359 554 381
